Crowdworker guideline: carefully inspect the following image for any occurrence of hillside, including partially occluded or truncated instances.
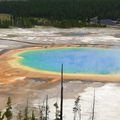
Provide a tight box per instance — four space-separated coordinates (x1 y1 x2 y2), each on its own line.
0 0 119 20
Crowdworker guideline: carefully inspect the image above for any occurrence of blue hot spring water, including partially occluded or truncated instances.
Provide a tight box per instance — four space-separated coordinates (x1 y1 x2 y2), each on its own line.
18 47 120 75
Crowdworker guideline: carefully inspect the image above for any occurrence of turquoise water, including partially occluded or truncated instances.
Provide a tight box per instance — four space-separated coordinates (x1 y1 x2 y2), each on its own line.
19 47 120 74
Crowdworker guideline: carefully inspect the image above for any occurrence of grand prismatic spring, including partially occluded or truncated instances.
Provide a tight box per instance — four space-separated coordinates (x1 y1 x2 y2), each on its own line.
4 46 120 82
18 47 120 74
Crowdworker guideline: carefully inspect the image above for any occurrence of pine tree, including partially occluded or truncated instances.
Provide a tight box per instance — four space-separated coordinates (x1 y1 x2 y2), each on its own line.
31 110 36 120
73 96 81 120
54 102 60 120
4 97 13 120
0 111 4 120
24 100 30 120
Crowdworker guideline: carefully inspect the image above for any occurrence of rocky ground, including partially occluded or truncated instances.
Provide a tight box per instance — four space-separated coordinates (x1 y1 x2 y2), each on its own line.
0 27 120 120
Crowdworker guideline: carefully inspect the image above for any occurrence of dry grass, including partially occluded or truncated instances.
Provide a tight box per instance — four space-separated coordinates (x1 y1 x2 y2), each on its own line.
0 13 11 21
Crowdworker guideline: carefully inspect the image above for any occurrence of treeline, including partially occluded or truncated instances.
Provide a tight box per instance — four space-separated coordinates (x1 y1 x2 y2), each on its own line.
0 16 106 28
0 19 12 28
0 0 120 20
0 0 119 28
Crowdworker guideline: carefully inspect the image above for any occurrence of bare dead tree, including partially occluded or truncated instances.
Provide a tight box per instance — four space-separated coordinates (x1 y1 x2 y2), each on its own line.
38 96 49 120
45 95 49 120
39 105 43 120
17 111 22 120
42 98 46 120
91 88 96 120
60 64 64 120
23 99 29 120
